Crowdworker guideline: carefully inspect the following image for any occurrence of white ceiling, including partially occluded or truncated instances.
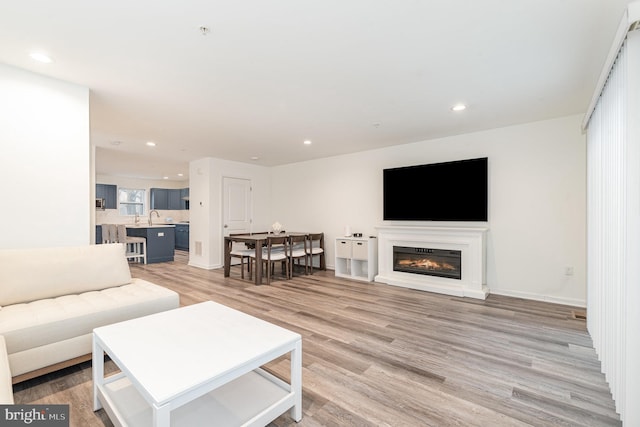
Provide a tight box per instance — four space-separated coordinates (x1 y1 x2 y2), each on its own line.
0 0 632 180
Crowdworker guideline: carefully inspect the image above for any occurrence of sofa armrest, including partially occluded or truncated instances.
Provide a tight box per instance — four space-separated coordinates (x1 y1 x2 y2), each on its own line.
0 335 14 404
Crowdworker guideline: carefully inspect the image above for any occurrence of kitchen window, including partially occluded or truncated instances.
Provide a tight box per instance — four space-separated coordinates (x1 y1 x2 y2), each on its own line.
119 188 145 216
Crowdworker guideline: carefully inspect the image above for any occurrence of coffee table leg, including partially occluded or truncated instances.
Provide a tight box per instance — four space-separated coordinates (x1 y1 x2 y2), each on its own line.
291 339 302 421
153 403 171 427
92 335 104 411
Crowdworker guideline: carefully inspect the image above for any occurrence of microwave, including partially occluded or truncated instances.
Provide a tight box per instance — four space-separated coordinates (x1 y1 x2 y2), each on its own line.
96 198 106 210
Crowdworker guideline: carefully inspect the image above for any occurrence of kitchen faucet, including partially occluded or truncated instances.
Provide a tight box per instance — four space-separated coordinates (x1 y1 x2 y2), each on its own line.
134 212 140 225
148 210 160 226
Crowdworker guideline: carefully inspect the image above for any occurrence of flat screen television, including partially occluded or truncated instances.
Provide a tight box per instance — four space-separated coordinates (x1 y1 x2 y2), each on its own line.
383 157 488 221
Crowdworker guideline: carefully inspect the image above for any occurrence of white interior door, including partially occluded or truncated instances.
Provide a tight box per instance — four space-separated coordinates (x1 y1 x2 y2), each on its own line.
222 176 252 238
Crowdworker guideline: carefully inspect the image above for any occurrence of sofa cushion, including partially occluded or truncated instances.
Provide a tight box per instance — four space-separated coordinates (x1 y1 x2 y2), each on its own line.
0 279 179 354
0 243 132 307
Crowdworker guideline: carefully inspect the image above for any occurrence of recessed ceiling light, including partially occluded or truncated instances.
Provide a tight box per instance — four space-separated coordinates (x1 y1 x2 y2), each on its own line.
303 140 312 145
178 173 184 177
163 176 169 180
451 104 467 112
146 141 156 147
250 156 260 161
29 52 53 63
109 140 122 146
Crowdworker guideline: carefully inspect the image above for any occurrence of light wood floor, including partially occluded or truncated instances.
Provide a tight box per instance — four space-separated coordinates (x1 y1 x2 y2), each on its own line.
13 251 620 426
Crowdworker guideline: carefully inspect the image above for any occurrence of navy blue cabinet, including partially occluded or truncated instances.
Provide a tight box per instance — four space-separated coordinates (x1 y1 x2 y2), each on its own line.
175 224 189 250
151 188 189 210
168 189 182 210
150 188 169 210
96 184 117 209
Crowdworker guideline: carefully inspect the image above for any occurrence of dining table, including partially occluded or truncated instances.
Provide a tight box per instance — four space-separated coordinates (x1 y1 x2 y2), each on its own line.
224 232 309 285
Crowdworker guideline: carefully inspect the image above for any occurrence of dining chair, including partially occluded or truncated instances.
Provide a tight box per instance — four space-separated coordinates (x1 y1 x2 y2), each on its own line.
306 233 326 274
289 234 309 277
229 233 257 279
251 235 290 285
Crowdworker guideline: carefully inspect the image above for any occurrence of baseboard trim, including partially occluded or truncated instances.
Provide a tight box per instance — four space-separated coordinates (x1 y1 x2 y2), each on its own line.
490 288 586 308
188 261 222 270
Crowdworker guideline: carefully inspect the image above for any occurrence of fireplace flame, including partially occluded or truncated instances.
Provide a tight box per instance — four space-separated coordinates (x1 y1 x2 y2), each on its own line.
397 258 457 271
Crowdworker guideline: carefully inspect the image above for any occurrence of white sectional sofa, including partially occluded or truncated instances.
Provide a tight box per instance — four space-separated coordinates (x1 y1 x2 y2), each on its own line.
0 243 180 385
0 336 13 404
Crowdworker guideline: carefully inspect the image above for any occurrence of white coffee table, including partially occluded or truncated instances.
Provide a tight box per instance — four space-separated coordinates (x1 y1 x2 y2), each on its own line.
92 301 302 427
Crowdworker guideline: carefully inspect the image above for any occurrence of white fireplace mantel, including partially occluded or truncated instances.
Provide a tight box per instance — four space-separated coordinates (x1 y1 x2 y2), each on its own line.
375 225 489 299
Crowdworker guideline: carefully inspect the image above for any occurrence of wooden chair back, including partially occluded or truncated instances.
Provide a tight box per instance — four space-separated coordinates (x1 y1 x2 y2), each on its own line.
307 233 326 273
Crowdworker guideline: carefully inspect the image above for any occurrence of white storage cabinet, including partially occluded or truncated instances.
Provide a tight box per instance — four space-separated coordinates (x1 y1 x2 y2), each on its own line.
335 236 377 282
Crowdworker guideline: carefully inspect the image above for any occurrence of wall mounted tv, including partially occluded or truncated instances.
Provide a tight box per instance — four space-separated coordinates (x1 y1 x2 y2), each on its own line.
383 157 488 221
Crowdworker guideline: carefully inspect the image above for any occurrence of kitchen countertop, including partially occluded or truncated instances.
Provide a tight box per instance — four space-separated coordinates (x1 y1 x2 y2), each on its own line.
127 224 176 228
98 223 188 228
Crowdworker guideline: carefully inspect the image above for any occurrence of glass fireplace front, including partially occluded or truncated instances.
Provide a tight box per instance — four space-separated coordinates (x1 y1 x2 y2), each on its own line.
393 246 462 280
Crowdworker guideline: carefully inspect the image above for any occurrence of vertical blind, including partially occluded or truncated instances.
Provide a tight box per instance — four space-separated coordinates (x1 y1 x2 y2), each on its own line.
586 39 627 417
585 18 640 423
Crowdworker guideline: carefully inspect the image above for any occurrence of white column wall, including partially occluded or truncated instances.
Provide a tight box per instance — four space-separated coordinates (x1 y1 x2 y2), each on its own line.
189 158 214 268
0 63 90 249
188 157 272 269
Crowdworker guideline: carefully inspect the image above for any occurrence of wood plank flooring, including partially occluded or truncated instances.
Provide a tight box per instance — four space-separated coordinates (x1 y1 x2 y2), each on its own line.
12 251 620 426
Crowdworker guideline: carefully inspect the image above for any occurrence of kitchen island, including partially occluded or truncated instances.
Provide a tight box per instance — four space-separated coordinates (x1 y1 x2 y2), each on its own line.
126 225 175 264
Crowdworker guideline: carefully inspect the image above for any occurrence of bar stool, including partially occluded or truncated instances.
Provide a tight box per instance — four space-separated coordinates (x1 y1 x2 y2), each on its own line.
117 225 146 264
102 224 117 244
126 236 147 264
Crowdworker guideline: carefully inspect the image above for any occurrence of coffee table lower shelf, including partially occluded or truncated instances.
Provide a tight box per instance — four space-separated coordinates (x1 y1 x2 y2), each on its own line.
96 368 294 427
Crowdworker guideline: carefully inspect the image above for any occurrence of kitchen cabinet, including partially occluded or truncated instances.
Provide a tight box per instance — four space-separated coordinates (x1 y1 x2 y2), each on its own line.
150 188 168 210
127 226 175 263
168 189 182 210
96 184 117 209
175 224 189 250
96 225 102 243
150 188 189 210
335 236 378 282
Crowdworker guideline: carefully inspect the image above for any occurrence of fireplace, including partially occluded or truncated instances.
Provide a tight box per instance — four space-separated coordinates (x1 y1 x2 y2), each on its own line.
375 225 489 299
393 246 461 280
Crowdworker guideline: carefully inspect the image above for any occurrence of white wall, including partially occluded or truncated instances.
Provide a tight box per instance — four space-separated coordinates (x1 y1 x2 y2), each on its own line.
0 63 90 249
271 114 587 306
189 157 272 269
